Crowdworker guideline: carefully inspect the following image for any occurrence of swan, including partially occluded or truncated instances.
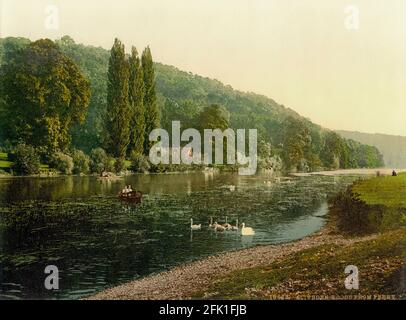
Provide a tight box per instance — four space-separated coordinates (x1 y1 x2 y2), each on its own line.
190 218 201 230
241 223 255 236
222 216 233 230
229 185 235 192
231 218 239 231
209 217 214 228
213 222 226 232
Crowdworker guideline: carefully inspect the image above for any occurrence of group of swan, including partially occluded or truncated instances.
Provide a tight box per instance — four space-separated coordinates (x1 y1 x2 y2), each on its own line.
192 217 255 236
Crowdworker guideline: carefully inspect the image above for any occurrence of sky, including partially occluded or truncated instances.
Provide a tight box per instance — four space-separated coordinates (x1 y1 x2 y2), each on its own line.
1 0 405 136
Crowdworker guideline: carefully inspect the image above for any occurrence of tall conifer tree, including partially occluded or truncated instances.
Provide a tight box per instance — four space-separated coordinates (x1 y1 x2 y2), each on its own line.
105 38 130 169
141 46 159 154
128 46 145 156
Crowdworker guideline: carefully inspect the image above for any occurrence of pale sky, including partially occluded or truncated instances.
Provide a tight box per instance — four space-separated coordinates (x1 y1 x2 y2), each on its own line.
1 0 405 136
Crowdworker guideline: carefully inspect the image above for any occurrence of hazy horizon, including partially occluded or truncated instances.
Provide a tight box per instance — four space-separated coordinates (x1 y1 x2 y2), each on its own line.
1 0 405 136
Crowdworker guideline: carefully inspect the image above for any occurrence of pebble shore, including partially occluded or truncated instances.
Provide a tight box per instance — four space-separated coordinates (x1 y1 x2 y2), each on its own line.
87 228 375 300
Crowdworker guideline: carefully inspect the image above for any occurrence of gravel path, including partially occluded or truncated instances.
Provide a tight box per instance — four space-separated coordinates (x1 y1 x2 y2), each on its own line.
87 228 376 300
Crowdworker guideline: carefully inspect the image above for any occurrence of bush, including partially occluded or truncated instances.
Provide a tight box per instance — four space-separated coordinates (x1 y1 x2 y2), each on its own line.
11 143 41 175
114 157 125 174
72 149 90 174
50 152 74 175
130 152 150 173
90 148 111 174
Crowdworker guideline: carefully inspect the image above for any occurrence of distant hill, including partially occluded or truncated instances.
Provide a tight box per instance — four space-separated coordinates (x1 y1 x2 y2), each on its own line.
337 130 406 169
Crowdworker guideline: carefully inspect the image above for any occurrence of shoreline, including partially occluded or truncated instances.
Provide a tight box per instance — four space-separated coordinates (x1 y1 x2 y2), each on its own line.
86 224 374 300
1 167 404 180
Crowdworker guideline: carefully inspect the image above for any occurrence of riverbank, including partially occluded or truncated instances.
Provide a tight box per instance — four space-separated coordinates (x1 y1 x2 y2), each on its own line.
86 225 353 299
88 173 405 300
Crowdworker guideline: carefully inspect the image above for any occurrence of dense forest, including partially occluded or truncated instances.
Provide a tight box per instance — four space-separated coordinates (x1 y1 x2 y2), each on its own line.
337 130 406 169
0 36 384 175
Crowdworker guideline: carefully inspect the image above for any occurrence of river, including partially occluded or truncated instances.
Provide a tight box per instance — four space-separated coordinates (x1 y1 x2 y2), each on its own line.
0 172 363 299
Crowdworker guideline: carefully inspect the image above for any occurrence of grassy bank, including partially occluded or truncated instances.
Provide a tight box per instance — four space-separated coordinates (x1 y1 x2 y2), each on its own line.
192 228 404 299
192 174 406 299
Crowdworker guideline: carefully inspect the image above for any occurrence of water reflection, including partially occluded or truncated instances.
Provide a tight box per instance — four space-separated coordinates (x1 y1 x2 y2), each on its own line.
0 172 361 299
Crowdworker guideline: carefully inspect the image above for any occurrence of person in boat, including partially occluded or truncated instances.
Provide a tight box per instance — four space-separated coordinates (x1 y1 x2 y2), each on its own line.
392 169 397 176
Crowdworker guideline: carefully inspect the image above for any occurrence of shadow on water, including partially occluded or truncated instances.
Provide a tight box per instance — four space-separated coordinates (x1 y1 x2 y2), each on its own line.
0 172 361 299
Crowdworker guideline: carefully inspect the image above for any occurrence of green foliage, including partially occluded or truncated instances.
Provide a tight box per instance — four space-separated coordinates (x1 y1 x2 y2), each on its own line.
0 37 385 172
142 46 160 154
161 99 200 132
114 157 125 173
11 143 40 175
0 39 91 153
330 175 406 235
89 148 110 174
338 130 406 168
130 152 150 173
257 140 282 171
281 117 311 171
56 36 110 153
128 46 146 156
105 38 131 159
50 152 74 175
195 104 229 131
72 149 90 174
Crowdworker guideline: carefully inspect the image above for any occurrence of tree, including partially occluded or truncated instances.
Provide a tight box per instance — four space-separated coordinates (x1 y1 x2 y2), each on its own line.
195 104 229 132
90 148 109 174
128 46 145 156
321 131 346 169
161 99 200 132
11 143 41 176
50 152 74 175
281 117 311 171
142 46 159 154
0 39 91 153
72 149 90 174
105 38 131 168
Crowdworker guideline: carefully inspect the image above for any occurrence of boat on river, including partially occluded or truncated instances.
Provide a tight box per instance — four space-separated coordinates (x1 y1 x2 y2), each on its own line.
118 190 142 203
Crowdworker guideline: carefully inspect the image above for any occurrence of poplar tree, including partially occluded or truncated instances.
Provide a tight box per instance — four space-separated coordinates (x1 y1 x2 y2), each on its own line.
128 46 145 156
105 38 130 170
142 46 160 154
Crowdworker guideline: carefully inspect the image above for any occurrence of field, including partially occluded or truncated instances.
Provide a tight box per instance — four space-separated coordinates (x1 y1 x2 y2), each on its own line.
0 152 12 170
352 173 406 208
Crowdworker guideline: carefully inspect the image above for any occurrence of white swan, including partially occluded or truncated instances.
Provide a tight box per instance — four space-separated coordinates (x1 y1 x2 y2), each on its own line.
209 217 214 228
213 221 226 232
229 185 235 192
241 223 255 236
190 218 201 230
222 216 233 230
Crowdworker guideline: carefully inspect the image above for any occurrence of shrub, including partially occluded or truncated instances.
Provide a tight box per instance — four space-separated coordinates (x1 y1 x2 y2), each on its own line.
50 152 74 175
90 148 111 174
130 152 150 173
11 143 41 175
72 149 90 174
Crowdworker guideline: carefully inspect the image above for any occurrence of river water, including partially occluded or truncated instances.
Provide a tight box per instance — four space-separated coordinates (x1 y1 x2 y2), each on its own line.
0 172 362 299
